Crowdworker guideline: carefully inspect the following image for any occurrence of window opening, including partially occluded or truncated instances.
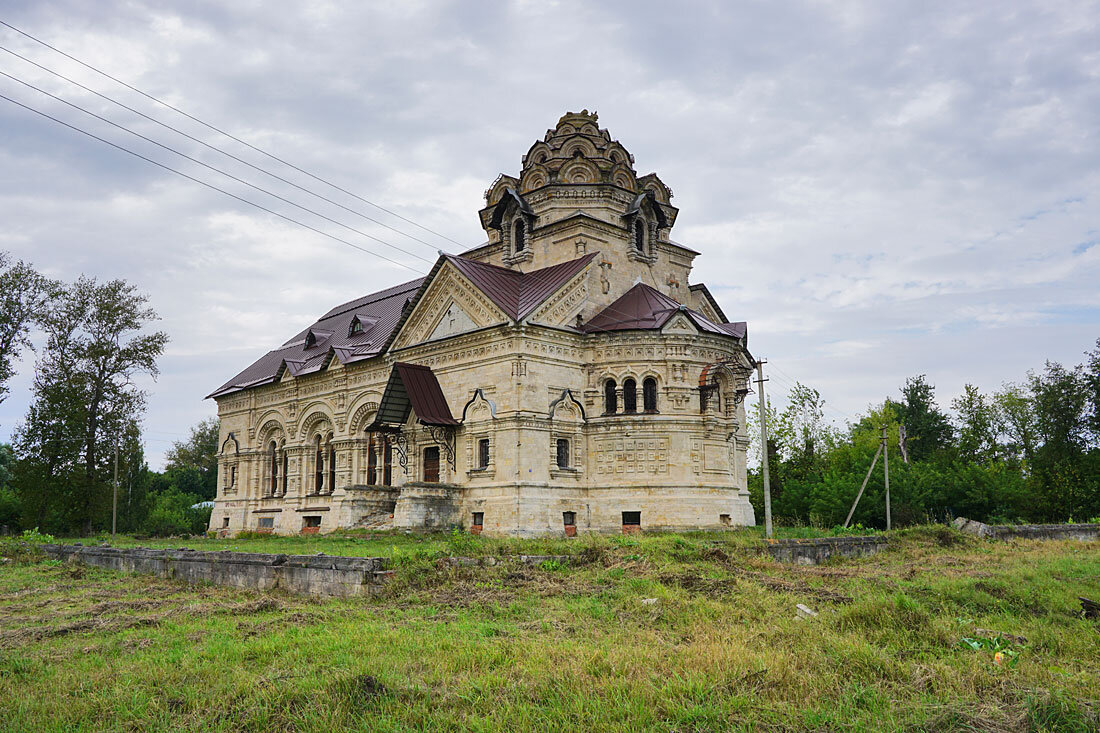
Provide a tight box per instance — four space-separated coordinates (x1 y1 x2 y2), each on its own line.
281 452 288 495
556 438 570 469
222 516 230 528
604 379 617 414
367 435 378 484
514 219 526 252
643 377 658 413
622 511 641 526
269 441 278 496
328 445 336 494
383 438 392 486
258 516 274 531
623 378 637 413
314 436 323 494
634 219 646 252
562 511 576 526
478 438 490 469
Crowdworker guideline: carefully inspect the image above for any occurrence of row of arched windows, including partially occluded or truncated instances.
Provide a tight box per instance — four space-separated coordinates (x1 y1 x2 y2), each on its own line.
603 377 658 415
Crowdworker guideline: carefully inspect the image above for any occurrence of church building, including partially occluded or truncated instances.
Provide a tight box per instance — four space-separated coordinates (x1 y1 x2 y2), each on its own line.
208 111 757 536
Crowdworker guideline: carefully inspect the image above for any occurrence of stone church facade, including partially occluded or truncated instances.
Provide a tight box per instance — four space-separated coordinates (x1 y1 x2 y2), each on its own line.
208 111 757 537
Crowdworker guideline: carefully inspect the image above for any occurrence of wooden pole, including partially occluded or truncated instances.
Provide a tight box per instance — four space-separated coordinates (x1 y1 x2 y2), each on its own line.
844 442 882 528
755 360 773 539
883 425 891 531
112 441 118 541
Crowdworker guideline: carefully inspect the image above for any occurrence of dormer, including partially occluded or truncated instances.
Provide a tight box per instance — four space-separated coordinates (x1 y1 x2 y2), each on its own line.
303 328 332 350
348 314 378 338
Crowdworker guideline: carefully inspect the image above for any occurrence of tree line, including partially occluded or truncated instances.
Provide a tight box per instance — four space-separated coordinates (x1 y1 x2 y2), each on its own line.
0 252 215 536
749 339 1100 528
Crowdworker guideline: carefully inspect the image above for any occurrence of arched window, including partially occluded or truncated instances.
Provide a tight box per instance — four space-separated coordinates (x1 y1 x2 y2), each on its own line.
269 441 278 496
643 377 658 413
328 444 336 494
367 434 378 485
623 378 637 413
633 219 646 252
314 435 323 494
604 379 618 414
281 450 288 495
514 219 526 253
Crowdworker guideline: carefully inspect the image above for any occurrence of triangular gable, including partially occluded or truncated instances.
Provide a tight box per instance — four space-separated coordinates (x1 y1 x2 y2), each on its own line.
369 362 459 429
390 259 510 350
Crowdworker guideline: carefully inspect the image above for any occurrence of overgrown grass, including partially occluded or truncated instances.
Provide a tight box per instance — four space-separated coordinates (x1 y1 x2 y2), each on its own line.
2 527 1097 731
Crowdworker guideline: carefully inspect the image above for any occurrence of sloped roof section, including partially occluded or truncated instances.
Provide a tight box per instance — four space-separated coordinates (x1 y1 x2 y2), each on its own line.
581 282 747 340
208 277 425 398
370 362 459 429
443 252 597 321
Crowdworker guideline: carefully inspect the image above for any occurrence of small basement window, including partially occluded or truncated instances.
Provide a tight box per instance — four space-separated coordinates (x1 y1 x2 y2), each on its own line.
562 511 576 527
720 514 731 526
303 516 322 528
222 517 230 528
257 516 274 530
472 512 484 527
622 511 641 526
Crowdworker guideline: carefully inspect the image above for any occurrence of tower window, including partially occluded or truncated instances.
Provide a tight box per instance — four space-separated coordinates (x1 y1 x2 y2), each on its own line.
514 219 526 252
623 378 637 414
478 438 490 469
604 379 617 414
643 377 658 413
556 438 570 468
634 219 646 252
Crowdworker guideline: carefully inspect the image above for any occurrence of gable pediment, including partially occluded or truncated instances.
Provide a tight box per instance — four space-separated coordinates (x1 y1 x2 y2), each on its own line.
390 262 509 350
525 260 595 327
661 312 698 335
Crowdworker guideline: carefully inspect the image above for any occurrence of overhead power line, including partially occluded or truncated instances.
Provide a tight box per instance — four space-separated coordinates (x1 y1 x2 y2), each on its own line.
0 69 436 265
0 18 468 251
0 91 426 274
0 43 445 255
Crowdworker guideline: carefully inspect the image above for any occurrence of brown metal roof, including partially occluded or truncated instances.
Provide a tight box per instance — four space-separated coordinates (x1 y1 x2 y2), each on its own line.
207 277 425 398
444 252 598 321
581 282 747 341
370 362 459 428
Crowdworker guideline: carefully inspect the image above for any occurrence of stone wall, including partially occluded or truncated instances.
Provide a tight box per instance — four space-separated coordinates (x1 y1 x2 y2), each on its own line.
765 536 887 565
953 517 1100 542
40 544 391 598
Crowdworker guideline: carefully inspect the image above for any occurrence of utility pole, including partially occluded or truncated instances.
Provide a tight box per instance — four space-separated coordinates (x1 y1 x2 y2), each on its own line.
844 441 883 528
112 441 119 541
882 425 891 531
755 359 773 539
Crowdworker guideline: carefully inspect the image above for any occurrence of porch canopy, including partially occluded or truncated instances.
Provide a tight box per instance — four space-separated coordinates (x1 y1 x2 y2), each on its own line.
368 362 460 432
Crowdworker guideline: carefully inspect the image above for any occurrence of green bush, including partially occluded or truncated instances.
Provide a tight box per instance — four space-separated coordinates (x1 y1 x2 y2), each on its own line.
142 489 209 537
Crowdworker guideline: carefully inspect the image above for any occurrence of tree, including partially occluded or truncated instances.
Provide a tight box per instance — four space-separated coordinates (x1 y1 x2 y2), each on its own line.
890 375 953 462
14 277 168 534
165 417 220 500
952 384 998 462
0 252 57 404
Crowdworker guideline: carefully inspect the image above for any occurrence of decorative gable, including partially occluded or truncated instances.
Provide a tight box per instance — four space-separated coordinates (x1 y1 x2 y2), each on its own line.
429 301 479 341
661 312 697 335
390 262 509 350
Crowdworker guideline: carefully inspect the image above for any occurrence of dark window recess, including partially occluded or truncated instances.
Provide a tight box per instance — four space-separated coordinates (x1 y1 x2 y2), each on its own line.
367 435 378 484
222 517 230 528
281 452 288 495
258 517 274 529
556 438 570 468
472 512 484 527
314 437 323 494
604 379 617 414
623 379 637 413
514 220 526 252
562 511 576 527
634 220 646 251
269 441 278 496
622 511 641 526
348 318 363 336
423 446 440 483
478 438 490 469
643 377 658 412
229 465 236 487
383 439 392 486
328 446 336 493
303 516 322 528
720 514 731 526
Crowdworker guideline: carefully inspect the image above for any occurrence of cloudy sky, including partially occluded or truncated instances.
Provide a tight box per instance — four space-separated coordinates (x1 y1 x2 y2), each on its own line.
1 0 1097 467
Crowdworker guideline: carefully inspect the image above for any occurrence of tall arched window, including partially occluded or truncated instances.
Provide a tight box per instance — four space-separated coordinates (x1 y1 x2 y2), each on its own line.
328 444 336 494
643 377 658 413
281 451 288 495
514 219 526 252
604 379 618 414
623 378 637 413
633 219 646 252
269 441 278 496
382 437 393 486
314 435 323 494
367 434 378 485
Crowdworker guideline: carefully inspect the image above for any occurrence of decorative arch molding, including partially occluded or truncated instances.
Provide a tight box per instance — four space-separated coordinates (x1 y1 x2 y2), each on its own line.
549 389 587 422
524 141 552 167
220 432 240 456
609 163 637 191
461 388 497 422
297 403 336 441
256 418 286 448
698 360 753 416
559 135 599 159
348 395 382 434
520 165 550 192
484 174 519 206
559 159 600 185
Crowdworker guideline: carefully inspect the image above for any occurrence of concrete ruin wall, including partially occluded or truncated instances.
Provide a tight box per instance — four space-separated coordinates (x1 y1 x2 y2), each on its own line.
765 536 887 565
40 544 391 598
952 518 1100 542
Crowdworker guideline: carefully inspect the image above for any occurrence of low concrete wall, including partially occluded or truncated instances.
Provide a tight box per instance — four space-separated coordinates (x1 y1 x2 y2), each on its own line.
765 536 887 565
40 544 391 598
953 517 1100 542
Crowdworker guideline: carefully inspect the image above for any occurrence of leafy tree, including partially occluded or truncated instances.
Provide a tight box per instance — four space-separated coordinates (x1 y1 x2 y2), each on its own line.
165 417 220 500
890 375 953 462
0 444 18 531
952 384 999 462
14 277 167 534
0 252 57 404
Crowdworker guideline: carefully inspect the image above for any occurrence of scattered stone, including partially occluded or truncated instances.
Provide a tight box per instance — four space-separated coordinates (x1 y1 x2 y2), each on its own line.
1081 597 1100 620
640 597 658 606
796 603 818 619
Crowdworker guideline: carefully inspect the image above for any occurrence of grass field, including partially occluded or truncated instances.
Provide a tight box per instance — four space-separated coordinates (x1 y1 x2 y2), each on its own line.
1 527 1098 732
